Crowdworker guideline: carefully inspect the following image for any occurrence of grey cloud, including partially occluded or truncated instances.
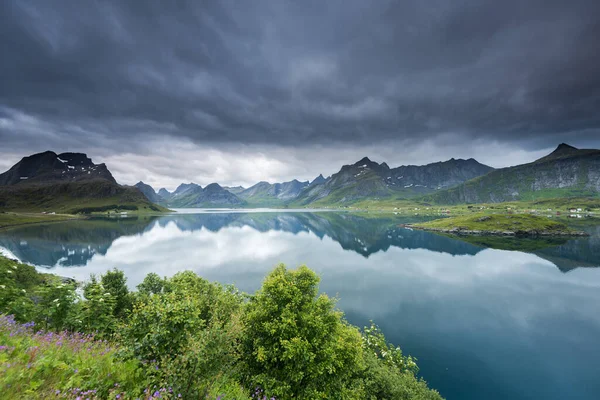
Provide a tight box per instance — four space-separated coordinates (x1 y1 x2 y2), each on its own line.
1 0 599 185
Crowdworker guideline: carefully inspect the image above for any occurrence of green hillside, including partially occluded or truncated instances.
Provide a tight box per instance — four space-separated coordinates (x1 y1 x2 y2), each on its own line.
424 144 600 204
0 180 166 214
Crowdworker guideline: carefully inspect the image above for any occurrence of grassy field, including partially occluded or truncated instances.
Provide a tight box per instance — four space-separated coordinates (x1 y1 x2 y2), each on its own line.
0 212 83 230
412 213 575 233
0 180 170 214
305 196 600 216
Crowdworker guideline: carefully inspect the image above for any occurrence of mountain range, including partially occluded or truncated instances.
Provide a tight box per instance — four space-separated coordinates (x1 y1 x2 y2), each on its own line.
151 182 244 208
1 143 599 211
137 157 496 207
291 156 494 206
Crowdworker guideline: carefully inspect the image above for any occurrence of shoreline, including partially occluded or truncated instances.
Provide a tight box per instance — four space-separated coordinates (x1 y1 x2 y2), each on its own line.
401 224 589 237
0 214 84 231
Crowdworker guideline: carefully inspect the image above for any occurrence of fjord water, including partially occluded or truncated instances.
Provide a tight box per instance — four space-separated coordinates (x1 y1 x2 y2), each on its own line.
1 211 600 400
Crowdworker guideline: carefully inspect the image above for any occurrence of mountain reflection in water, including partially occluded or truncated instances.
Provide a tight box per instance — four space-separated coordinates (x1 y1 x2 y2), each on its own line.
1 212 598 273
1 211 600 400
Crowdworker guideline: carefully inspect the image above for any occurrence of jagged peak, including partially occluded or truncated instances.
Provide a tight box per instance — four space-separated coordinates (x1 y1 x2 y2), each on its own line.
354 156 374 166
535 143 583 163
556 143 578 151
175 182 201 192
204 182 223 190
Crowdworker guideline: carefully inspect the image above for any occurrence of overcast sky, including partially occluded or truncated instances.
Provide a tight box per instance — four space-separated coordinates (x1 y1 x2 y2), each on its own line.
1 0 599 190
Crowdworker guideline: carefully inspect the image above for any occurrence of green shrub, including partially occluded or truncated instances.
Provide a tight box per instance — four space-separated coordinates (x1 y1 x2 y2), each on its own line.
0 258 78 331
136 272 167 295
361 323 442 399
101 269 133 318
241 264 365 399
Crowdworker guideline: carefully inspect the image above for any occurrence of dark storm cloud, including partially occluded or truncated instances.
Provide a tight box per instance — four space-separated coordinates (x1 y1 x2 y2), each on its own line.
0 0 599 187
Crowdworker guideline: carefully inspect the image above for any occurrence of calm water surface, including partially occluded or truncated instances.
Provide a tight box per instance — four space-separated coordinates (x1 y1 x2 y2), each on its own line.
1 210 599 400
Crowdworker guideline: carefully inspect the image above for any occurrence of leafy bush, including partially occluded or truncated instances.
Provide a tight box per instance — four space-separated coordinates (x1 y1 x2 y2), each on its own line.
361 323 442 399
123 270 245 398
0 258 77 331
101 269 132 318
136 272 167 295
241 264 364 399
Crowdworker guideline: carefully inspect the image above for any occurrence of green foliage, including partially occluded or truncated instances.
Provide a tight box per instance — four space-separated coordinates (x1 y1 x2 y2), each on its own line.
360 323 442 399
78 276 118 336
136 272 167 295
361 350 442 400
149 313 244 398
0 258 78 330
73 204 139 214
0 256 443 399
363 322 418 375
101 269 132 318
0 315 141 399
242 264 365 399
123 271 245 398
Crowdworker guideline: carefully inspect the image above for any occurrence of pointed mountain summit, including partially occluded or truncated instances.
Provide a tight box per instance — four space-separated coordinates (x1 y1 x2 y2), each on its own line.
350 157 389 170
134 181 161 203
354 156 373 166
173 183 201 195
535 143 593 163
158 188 171 198
310 174 326 186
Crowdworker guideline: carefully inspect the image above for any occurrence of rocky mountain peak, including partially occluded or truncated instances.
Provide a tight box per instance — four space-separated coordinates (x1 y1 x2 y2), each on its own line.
353 157 375 166
134 181 161 203
204 183 223 191
310 174 326 186
174 183 201 193
0 150 116 186
535 143 584 163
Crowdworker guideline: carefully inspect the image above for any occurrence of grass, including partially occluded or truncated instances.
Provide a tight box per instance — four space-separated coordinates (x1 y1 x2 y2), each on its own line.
0 212 82 230
301 196 600 217
0 315 146 399
0 181 170 215
413 213 574 233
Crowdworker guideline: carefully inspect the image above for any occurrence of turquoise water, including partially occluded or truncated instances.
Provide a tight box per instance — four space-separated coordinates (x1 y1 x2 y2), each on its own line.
1 211 599 400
